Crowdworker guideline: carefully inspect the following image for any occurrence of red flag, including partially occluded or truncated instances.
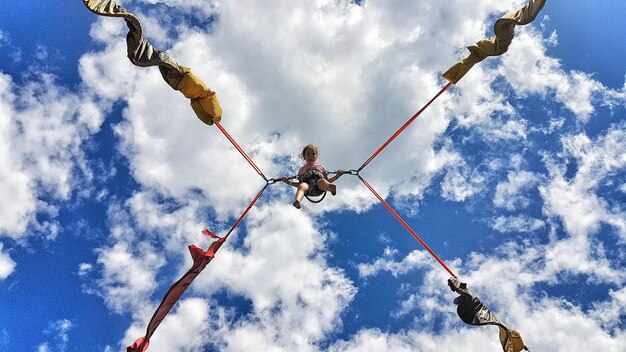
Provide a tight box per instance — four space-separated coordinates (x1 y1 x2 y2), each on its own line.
127 241 220 351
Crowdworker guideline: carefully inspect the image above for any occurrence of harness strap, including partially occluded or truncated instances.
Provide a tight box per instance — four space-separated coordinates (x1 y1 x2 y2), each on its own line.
305 191 327 203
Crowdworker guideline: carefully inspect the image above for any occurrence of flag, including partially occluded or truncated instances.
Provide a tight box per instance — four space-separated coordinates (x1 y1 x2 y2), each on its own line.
442 0 547 84
448 277 529 352
83 0 222 125
127 241 224 352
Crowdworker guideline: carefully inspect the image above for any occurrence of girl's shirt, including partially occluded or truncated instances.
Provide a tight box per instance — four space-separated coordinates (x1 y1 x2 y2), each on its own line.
298 163 327 177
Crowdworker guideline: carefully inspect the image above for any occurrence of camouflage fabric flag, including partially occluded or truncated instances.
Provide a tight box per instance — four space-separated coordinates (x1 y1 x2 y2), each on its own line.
448 277 529 352
443 0 547 84
83 0 222 125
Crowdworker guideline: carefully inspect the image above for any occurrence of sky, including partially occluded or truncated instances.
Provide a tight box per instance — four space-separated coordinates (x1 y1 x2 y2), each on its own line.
0 0 625 351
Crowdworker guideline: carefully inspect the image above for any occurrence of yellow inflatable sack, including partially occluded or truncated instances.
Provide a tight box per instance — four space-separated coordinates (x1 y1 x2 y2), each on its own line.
177 67 222 125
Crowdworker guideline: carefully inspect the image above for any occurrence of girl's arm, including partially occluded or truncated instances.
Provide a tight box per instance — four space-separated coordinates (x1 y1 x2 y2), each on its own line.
327 170 345 183
281 177 300 188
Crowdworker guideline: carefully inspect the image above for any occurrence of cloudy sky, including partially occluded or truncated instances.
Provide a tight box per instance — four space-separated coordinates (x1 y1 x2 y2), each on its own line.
1 0 625 351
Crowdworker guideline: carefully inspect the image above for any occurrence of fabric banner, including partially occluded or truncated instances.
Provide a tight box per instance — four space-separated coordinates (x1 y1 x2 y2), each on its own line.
127 241 223 352
448 277 529 352
442 0 547 84
83 0 222 125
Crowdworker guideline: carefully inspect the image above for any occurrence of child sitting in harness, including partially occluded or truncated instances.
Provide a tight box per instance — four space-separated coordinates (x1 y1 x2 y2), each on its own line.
282 144 345 209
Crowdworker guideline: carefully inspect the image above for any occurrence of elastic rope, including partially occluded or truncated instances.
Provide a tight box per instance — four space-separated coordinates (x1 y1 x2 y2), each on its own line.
223 184 268 241
359 81 453 172
215 121 268 181
358 175 455 277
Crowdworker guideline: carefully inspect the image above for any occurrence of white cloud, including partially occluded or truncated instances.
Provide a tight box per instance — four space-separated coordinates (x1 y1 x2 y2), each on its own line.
94 241 166 313
122 191 212 252
491 215 545 233
500 29 622 123
0 73 36 237
541 126 626 241
137 0 218 18
590 287 626 330
558 72 604 120
358 247 432 278
541 176 607 238
0 243 16 279
515 298 626 351
77 263 93 277
494 171 541 211
123 298 211 352
38 319 73 352
329 328 502 352
78 42 140 102
0 64 106 239
546 29 558 46
440 161 486 202
447 69 517 132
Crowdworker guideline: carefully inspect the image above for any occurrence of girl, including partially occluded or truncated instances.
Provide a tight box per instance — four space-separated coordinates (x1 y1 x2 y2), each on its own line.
282 144 345 209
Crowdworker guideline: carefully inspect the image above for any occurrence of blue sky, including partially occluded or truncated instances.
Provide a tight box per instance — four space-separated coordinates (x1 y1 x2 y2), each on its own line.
1 0 625 351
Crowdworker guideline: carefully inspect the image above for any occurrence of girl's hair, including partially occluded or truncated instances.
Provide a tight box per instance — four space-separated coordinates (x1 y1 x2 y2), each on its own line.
300 144 319 160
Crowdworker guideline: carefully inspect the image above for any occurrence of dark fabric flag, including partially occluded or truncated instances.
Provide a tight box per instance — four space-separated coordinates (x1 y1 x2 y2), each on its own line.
448 276 529 352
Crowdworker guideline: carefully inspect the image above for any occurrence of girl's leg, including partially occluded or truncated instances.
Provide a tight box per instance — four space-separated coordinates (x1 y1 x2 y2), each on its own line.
294 183 309 209
316 179 336 196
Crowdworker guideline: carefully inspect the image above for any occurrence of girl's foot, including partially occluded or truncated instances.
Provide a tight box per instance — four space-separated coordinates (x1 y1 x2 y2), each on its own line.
293 200 301 209
330 184 337 196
